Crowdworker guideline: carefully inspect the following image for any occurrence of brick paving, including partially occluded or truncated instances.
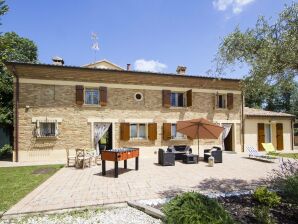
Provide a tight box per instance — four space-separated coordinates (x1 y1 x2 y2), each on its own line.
5 153 282 215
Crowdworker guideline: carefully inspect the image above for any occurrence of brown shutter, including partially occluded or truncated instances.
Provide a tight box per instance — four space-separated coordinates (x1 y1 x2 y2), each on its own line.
276 123 284 150
257 123 265 151
186 89 192 107
213 93 218 109
162 90 171 108
148 123 157 141
163 123 171 140
76 85 84 105
120 123 130 141
100 87 107 106
227 93 234 110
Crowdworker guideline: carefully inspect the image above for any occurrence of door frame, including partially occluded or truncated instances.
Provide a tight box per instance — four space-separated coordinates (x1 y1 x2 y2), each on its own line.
89 118 118 150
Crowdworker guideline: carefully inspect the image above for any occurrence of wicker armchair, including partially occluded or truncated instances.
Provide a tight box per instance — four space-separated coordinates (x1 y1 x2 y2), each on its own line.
204 147 222 163
158 148 175 166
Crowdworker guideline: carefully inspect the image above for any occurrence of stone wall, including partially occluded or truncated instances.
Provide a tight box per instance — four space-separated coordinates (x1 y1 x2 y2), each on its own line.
16 83 242 162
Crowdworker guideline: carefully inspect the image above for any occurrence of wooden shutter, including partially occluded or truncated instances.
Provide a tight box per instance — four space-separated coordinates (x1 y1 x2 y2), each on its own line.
120 123 130 141
163 123 171 140
148 123 157 141
100 87 107 106
76 85 84 105
214 92 219 109
186 89 192 107
227 93 234 110
162 90 171 108
258 123 265 151
276 123 284 150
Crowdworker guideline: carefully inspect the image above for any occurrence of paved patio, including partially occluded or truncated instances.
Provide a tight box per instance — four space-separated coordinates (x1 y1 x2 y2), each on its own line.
5 153 282 215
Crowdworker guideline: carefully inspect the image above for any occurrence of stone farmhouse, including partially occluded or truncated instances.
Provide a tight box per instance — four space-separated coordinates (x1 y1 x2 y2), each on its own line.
5 59 294 162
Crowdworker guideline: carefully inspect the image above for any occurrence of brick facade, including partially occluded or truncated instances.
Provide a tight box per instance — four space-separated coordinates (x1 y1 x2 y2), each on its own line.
8 62 243 162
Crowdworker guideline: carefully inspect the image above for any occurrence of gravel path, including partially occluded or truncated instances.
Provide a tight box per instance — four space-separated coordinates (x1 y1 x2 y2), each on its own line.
1 207 162 224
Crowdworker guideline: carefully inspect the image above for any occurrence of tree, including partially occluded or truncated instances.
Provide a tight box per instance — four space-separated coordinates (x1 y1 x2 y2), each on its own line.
0 1 38 125
214 3 298 115
0 0 8 26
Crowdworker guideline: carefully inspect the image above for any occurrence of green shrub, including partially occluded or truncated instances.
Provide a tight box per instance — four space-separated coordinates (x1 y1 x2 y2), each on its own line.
279 174 298 204
0 144 12 157
269 159 298 204
162 192 234 224
253 187 281 207
252 206 276 224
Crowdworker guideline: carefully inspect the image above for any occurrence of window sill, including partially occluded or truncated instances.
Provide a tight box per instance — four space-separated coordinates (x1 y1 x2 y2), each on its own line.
170 138 188 141
169 106 188 109
83 104 101 108
36 136 58 139
214 107 228 111
129 138 149 142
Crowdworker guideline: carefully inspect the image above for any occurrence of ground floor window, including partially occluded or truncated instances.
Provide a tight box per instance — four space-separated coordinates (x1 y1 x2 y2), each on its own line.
171 123 186 139
130 123 147 139
264 123 271 143
36 121 58 137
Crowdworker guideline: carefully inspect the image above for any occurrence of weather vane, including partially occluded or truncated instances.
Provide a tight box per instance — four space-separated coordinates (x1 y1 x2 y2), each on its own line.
91 32 99 63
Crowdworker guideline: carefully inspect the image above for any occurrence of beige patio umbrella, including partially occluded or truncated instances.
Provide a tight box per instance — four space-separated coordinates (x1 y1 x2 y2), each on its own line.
177 118 224 155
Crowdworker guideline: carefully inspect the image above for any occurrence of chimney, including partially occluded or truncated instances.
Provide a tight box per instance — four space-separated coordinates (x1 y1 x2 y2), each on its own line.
52 56 64 66
126 64 131 71
176 66 187 75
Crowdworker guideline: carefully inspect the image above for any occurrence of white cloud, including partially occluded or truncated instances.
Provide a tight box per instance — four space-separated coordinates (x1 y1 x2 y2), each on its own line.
134 59 167 72
212 0 255 14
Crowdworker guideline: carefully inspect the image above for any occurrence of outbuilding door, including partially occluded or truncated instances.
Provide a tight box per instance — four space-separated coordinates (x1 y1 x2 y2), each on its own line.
276 123 284 150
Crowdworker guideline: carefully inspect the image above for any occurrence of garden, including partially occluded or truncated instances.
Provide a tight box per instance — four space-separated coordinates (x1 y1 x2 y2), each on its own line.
160 158 298 224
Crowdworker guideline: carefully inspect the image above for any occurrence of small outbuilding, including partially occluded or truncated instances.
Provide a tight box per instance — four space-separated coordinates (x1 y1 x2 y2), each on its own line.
244 107 295 151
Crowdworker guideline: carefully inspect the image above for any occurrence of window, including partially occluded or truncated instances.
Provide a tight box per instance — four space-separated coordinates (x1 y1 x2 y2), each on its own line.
130 123 147 139
171 92 185 107
264 124 271 143
134 92 143 101
217 94 226 109
36 121 58 137
84 88 99 105
171 124 186 139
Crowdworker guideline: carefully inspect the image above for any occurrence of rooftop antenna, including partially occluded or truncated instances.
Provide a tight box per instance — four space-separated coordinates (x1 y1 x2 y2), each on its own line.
91 32 99 63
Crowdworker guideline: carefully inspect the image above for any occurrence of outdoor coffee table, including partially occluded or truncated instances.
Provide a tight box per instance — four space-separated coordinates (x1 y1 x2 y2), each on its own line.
101 148 139 178
182 154 199 164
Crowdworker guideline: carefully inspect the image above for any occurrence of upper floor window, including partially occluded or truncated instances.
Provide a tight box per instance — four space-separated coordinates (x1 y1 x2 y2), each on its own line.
84 88 99 105
171 123 186 139
130 123 147 139
217 94 226 109
171 92 185 107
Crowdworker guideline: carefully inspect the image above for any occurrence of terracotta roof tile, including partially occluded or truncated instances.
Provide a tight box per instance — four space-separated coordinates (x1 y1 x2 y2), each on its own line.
244 107 295 118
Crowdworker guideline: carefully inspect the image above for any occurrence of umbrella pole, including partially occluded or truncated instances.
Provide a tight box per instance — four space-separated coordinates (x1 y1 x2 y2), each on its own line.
198 138 200 157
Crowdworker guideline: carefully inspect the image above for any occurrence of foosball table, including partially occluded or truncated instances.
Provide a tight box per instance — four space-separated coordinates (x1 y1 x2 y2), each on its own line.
101 148 139 178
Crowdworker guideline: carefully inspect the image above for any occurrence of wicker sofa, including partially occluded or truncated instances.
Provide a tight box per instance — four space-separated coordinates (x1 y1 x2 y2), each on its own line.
203 146 222 163
167 145 192 160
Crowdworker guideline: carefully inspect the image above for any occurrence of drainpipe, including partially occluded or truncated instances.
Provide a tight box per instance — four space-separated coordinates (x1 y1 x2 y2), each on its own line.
241 91 245 152
13 66 19 162
291 119 294 150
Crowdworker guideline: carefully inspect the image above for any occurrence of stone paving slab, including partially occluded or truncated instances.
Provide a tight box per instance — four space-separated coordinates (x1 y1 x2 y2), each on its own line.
4 153 282 215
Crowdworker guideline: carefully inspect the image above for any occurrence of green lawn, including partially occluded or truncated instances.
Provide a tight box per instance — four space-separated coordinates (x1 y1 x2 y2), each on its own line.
0 164 63 212
269 152 298 159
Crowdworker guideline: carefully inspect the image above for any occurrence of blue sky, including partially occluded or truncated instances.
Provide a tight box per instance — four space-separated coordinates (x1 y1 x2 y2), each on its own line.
1 0 296 78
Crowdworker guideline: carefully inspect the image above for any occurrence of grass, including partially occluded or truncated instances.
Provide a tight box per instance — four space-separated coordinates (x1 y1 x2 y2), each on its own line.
269 152 298 159
0 164 63 212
